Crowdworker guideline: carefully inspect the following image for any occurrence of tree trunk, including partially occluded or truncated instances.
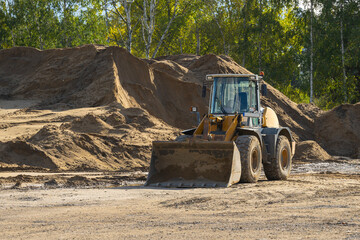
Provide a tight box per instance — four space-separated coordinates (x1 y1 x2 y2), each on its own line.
340 12 347 102
124 1 132 53
258 31 262 73
196 20 200 55
10 30 15 47
104 0 110 44
210 5 226 55
5 0 16 47
37 24 43 50
179 38 182 54
141 0 156 59
152 0 178 58
309 0 314 103
242 1 248 67
258 0 263 73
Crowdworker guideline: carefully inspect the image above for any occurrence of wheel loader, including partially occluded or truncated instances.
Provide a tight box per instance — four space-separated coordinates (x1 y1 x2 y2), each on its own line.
145 74 295 187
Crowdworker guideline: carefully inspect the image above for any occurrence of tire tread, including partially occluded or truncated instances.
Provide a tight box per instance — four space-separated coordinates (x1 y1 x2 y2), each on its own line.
236 135 262 183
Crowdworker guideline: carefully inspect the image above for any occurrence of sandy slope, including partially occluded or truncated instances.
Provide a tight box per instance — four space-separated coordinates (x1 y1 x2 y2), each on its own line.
0 173 359 239
0 102 178 171
0 45 359 171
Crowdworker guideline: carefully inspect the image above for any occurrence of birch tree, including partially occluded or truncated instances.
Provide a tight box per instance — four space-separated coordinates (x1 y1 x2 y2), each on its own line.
151 0 179 58
111 0 134 53
309 0 314 103
211 7 227 55
141 0 157 59
339 1 347 102
104 0 110 43
195 18 200 55
4 0 15 47
241 0 249 66
257 0 263 73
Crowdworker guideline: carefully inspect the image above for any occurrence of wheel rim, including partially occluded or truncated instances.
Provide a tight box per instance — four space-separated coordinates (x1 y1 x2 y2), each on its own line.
281 148 289 170
251 148 260 172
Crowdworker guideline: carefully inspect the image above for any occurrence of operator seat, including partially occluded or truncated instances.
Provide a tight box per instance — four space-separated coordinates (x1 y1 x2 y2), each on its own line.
224 100 233 113
239 92 248 112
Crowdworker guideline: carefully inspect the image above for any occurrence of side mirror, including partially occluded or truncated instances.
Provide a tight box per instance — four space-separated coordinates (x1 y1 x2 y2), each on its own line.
202 85 206 98
261 84 267 97
190 106 200 125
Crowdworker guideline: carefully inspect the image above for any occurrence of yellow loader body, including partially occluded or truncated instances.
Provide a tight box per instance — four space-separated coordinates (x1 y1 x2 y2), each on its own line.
145 115 242 187
145 74 295 188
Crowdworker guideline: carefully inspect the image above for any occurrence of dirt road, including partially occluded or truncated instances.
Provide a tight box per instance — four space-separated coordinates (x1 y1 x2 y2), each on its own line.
1 172 359 239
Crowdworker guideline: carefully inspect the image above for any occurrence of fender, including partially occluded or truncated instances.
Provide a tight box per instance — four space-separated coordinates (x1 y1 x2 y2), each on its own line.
261 127 295 163
236 127 263 147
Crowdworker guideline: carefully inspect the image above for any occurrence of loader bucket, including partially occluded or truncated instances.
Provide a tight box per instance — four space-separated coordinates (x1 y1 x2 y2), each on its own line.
145 141 241 188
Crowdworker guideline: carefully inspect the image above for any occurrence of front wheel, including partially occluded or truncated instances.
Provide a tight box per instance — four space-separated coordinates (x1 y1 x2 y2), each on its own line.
236 135 262 183
263 135 292 180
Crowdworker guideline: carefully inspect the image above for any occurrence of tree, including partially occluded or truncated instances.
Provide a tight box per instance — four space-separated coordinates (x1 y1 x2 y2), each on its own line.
309 0 314 103
141 0 157 59
339 0 347 102
151 0 179 58
110 0 135 53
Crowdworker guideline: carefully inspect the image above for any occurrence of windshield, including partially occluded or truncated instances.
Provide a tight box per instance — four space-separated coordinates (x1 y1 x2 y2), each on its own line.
210 77 258 114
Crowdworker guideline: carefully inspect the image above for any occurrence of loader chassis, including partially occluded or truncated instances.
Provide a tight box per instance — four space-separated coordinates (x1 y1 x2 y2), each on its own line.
146 74 295 187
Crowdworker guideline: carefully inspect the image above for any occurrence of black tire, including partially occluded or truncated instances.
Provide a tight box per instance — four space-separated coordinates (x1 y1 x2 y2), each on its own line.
236 135 262 183
263 135 292 180
175 135 192 142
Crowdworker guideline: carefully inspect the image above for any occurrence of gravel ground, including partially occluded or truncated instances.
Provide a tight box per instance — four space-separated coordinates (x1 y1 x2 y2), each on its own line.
0 171 359 239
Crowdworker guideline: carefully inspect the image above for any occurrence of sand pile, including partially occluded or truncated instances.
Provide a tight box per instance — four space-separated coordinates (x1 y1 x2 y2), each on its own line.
0 44 358 171
150 54 252 84
315 103 360 158
260 85 318 141
0 107 177 170
293 140 332 162
0 44 319 134
0 45 212 129
153 54 321 141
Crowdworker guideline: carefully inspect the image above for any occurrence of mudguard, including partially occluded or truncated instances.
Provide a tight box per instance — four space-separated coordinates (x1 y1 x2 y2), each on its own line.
261 127 295 162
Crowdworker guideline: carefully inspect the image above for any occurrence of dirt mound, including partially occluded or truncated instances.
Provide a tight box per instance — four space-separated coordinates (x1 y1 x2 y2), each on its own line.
120 107 157 128
260 85 316 141
294 141 332 162
151 54 252 85
0 45 121 107
297 103 324 119
68 113 113 133
1 44 358 171
315 103 360 158
0 44 318 136
152 54 318 141
0 140 57 169
0 45 205 129
0 106 178 171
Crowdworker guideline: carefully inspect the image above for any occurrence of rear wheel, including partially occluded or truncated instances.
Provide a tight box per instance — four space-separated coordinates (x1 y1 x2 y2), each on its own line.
236 135 262 183
263 135 292 180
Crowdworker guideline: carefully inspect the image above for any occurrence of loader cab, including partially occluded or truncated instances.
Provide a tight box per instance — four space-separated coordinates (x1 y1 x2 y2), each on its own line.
206 74 262 127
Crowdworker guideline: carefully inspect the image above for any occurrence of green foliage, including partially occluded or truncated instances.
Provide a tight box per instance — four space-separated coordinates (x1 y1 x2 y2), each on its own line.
277 83 310 104
0 0 107 49
0 0 359 106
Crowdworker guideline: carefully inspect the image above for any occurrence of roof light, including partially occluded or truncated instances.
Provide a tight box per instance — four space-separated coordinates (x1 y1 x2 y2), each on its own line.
206 75 213 81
